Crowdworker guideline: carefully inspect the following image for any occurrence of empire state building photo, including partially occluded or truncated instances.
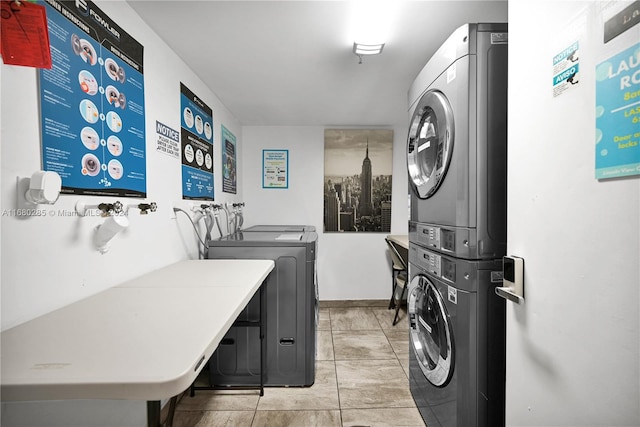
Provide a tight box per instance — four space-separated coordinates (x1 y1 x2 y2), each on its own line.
323 129 393 233
359 142 374 217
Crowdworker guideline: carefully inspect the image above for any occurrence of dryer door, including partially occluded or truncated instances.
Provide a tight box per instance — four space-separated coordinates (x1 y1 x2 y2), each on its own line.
408 274 455 387
407 90 454 199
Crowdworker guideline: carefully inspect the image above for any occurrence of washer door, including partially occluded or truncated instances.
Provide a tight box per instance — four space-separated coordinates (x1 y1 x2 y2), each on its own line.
409 274 455 387
407 90 454 199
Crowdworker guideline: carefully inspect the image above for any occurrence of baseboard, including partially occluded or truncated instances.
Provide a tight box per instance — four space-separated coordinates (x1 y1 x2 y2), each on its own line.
319 299 388 308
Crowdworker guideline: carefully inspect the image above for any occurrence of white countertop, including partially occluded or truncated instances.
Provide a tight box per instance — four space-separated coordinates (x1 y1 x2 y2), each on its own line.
1 259 274 402
387 234 408 249
115 259 274 289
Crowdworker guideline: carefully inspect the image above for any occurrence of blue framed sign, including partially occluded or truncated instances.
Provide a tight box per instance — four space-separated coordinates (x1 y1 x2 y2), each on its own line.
39 0 146 197
180 83 214 200
595 42 640 179
222 125 237 194
262 149 288 189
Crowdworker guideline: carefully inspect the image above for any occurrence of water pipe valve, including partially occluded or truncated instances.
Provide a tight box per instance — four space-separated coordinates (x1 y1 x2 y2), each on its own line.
98 201 123 216
137 202 157 215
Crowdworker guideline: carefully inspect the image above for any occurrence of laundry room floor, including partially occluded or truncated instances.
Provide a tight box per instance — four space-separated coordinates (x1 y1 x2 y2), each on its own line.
170 301 426 427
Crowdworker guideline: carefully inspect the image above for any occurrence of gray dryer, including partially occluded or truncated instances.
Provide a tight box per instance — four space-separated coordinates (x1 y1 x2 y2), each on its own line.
207 230 317 387
407 23 508 260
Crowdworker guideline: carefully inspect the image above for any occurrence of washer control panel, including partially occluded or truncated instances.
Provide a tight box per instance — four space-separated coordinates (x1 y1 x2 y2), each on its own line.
415 245 456 284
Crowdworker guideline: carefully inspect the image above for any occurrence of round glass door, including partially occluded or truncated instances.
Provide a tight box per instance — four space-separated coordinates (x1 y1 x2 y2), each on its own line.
408 274 454 387
407 90 454 199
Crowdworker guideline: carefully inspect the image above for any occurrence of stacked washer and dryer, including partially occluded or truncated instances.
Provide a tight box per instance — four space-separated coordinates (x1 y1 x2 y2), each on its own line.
406 24 508 427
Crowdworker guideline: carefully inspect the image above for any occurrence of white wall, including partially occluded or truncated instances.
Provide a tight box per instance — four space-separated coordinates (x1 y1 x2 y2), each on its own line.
1 0 243 330
242 125 409 301
1 0 243 424
507 1 639 426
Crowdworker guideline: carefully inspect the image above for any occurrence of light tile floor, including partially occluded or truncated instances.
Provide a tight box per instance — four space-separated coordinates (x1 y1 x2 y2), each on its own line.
172 302 426 427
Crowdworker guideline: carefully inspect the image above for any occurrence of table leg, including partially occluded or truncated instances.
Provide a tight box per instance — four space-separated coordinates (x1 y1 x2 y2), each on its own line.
165 396 177 427
147 400 161 427
260 282 265 396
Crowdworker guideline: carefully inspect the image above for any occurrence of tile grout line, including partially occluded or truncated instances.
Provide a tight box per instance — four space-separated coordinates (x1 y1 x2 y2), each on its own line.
328 307 346 427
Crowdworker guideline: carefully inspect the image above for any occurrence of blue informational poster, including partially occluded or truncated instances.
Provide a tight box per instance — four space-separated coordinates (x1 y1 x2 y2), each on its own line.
39 0 146 197
595 42 640 179
221 125 237 194
262 149 288 189
180 83 214 200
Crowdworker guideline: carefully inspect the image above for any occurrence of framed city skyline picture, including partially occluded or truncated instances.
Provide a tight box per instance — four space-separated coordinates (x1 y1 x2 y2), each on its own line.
324 129 393 233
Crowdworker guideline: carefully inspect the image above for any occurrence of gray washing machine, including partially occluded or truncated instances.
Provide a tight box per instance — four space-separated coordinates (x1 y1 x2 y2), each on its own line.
207 230 317 387
407 23 508 260
408 243 505 427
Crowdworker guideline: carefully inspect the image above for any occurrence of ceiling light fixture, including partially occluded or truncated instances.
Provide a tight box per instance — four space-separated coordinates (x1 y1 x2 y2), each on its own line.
353 42 385 64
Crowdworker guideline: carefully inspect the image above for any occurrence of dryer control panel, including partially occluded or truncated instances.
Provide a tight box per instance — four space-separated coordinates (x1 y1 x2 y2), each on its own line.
410 221 506 260
416 223 456 252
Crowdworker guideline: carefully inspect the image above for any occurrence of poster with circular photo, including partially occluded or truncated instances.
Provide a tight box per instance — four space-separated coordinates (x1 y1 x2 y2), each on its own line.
117 92 126 110
183 107 194 128
107 135 123 156
195 149 204 167
71 34 98 65
108 159 124 180
80 126 100 150
82 153 101 176
40 1 147 198
116 66 125 83
195 115 203 135
184 144 194 163
79 99 99 124
80 40 97 65
105 86 126 109
180 82 214 200
104 61 126 83
104 58 120 81
221 125 237 194
71 34 82 56
105 85 120 105
78 70 98 95
106 111 123 133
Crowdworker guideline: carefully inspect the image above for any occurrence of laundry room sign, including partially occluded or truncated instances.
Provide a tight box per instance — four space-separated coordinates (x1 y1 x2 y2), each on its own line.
595 42 640 179
553 41 580 97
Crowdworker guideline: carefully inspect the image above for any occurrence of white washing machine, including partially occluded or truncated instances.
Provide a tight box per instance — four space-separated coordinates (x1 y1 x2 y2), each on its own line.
407 23 508 260
408 243 505 427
